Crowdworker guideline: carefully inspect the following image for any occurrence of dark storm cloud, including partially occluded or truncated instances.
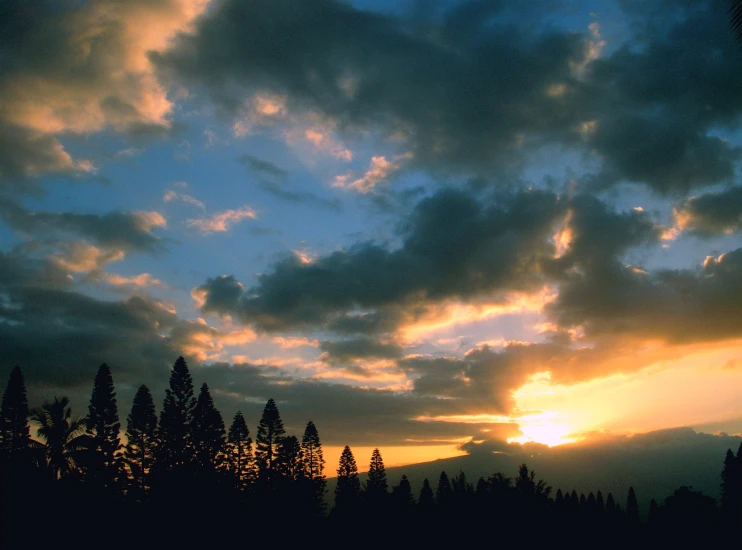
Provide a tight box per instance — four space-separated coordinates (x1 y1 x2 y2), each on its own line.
194 187 565 331
548 247 742 343
0 197 166 254
155 0 590 177
157 0 742 194
674 186 742 236
319 337 403 363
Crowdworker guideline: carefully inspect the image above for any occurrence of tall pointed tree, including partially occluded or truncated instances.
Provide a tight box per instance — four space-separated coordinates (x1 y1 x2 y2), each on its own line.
0 366 31 464
254 398 285 479
275 435 303 481
301 420 325 481
225 411 255 491
626 486 640 523
720 446 742 523
418 478 435 509
123 385 157 500
86 363 120 488
392 474 415 510
191 383 226 471
334 445 362 516
301 420 326 514
365 448 388 507
436 471 452 506
157 356 196 472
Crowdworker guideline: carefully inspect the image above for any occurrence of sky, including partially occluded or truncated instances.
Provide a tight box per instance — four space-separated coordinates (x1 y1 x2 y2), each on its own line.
1 0 742 472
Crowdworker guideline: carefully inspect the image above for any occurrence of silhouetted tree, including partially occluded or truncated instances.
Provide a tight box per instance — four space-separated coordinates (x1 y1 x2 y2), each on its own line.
31 397 91 480
275 435 303 481
334 445 361 515
123 385 157 500
720 444 742 524
191 383 225 471
606 492 616 515
626 486 640 523
515 464 551 501
0 366 31 464
224 411 255 491
86 363 120 489
301 420 326 514
365 448 388 507
436 470 453 506
157 356 196 472
255 398 285 481
418 478 435 509
392 474 415 510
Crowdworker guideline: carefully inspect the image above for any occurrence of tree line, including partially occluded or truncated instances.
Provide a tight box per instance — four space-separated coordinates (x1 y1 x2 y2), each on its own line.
1 358 740 546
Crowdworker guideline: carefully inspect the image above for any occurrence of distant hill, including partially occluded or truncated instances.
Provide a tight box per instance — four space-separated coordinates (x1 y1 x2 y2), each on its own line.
325 428 742 516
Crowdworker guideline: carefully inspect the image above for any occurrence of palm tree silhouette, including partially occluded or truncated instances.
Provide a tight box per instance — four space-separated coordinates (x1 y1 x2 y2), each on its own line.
31 397 92 480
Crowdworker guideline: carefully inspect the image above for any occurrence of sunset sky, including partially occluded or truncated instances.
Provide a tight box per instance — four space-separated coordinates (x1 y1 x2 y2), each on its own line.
2 0 742 471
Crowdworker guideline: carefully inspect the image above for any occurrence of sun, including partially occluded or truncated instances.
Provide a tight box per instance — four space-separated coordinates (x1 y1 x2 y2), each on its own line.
507 411 577 447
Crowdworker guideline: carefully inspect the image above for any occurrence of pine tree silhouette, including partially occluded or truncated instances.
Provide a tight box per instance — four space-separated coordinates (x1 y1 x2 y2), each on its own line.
392 474 415 510
255 398 285 482
301 420 326 515
86 363 120 490
225 411 255 491
436 470 453 506
0 366 31 464
123 385 157 500
626 486 640 523
192 383 226 471
418 478 435 509
275 435 303 481
365 448 388 507
157 356 196 472
334 445 361 516
720 445 742 525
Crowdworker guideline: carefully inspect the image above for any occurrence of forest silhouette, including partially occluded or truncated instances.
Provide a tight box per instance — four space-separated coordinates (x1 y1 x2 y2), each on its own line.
1 358 740 547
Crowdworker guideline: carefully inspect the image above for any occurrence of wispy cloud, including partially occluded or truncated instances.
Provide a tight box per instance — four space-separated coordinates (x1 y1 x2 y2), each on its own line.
187 206 257 232
163 189 205 210
333 152 412 193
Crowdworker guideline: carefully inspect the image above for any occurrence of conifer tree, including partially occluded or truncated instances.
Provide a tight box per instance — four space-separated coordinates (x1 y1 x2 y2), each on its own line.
275 435 303 481
123 385 157 500
157 356 196 472
254 398 285 479
301 420 326 514
605 492 616 514
301 420 325 481
626 486 640 523
365 448 388 505
720 446 742 523
392 474 415 510
436 470 452 506
334 445 361 513
191 383 226 471
86 363 120 488
418 478 435 509
0 366 31 463
225 411 255 491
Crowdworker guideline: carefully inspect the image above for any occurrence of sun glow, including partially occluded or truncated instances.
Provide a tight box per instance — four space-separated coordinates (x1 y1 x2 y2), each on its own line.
507 411 577 447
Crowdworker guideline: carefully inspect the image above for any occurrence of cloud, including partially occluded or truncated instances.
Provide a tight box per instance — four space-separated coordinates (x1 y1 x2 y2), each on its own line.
187 206 257 232
163 190 205 210
0 197 167 255
193 187 566 331
672 186 742 236
333 153 412 194
548 247 742 344
239 153 288 179
0 0 209 189
320 337 404 364
155 0 742 193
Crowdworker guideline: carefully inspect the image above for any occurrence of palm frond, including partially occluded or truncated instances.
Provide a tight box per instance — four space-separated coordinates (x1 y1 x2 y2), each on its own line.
730 0 742 46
